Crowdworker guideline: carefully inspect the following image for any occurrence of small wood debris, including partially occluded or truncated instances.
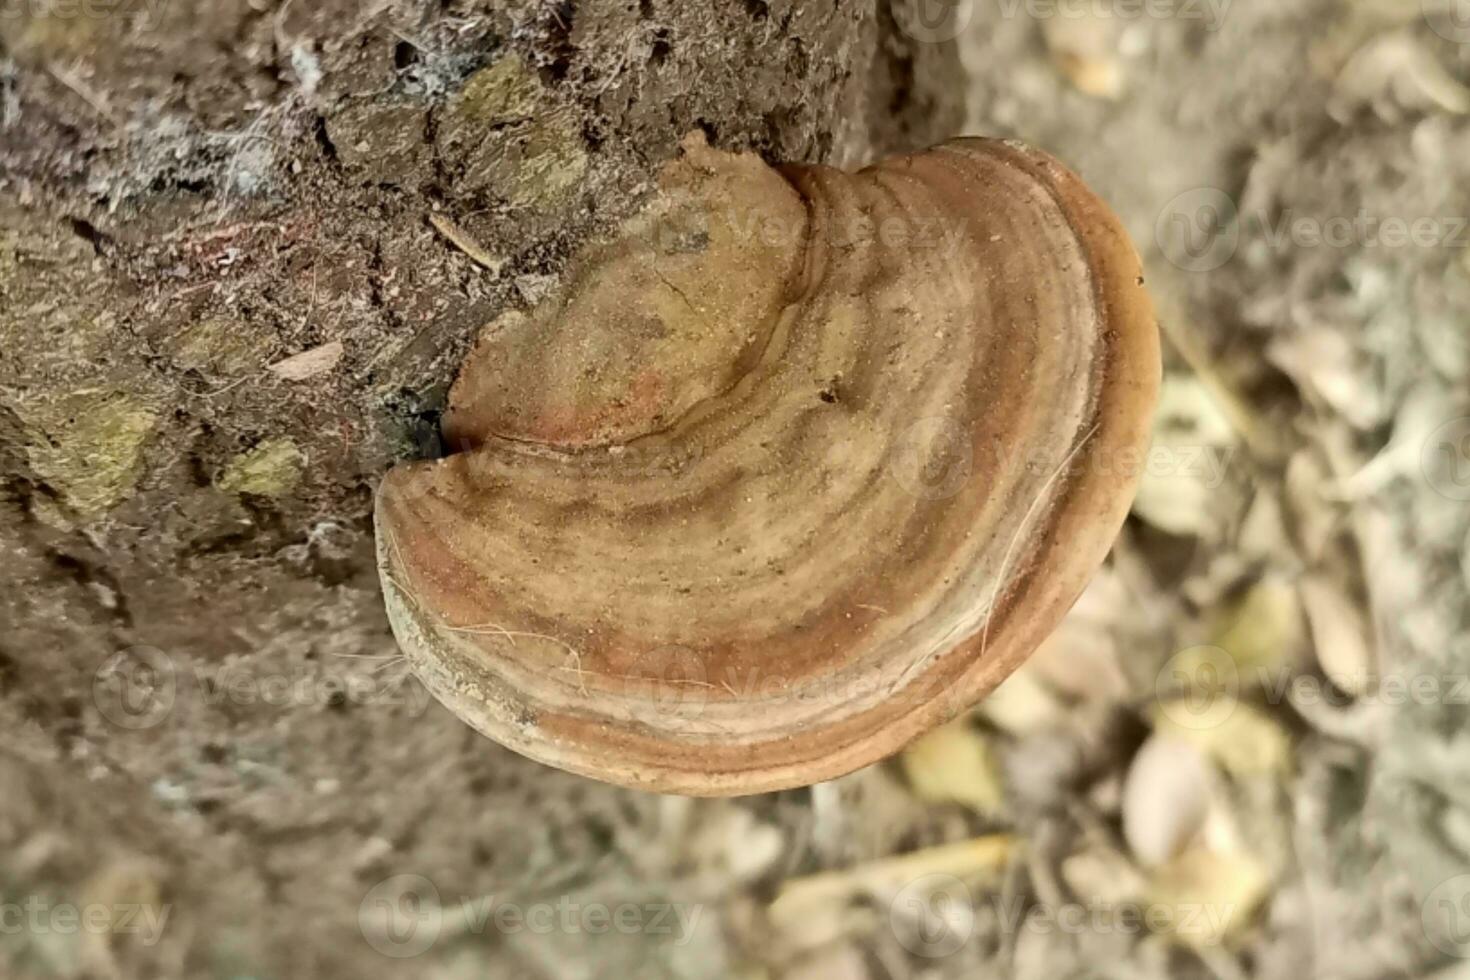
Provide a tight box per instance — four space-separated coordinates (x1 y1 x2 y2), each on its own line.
429 212 506 274
268 340 344 381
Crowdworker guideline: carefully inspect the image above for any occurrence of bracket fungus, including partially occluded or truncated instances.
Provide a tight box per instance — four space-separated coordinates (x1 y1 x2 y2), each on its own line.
376 133 1159 796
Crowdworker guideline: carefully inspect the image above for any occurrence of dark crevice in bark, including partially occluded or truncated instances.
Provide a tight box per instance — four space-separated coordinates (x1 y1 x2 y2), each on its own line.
66 216 110 254
44 548 135 630
543 0 580 83
740 0 771 20
313 115 340 166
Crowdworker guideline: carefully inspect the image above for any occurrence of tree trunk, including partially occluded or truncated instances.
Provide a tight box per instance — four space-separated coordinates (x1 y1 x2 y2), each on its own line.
0 2 963 977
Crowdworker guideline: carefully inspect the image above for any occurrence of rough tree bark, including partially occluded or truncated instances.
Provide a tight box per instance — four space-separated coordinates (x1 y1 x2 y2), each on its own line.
0 2 963 977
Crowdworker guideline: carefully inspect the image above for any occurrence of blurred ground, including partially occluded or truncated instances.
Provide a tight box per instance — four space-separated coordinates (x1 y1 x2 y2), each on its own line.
5 1 1470 978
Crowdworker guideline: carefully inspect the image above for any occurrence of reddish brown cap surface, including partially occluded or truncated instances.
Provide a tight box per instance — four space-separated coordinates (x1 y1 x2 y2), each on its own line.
376 134 1159 796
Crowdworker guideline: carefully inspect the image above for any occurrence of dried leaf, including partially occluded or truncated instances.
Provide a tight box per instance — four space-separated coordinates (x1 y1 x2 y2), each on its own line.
268 340 344 381
1298 575 1376 698
1122 734 1212 867
1051 51 1124 99
1154 700 1293 777
1042 13 1124 99
1268 326 1381 429
79 858 168 978
1132 375 1237 538
769 835 1014 927
900 720 1003 815
1208 575 1305 677
1145 846 1269 947
980 667 1066 735
1333 31 1470 118
784 944 869 980
1238 489 1287 562
1284 450 1340 562
1061 846 1147 907
1025 571 1130 704
687 808 785 882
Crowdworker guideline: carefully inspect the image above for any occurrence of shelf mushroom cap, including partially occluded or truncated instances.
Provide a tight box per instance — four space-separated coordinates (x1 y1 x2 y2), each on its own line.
376 133 1160 796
